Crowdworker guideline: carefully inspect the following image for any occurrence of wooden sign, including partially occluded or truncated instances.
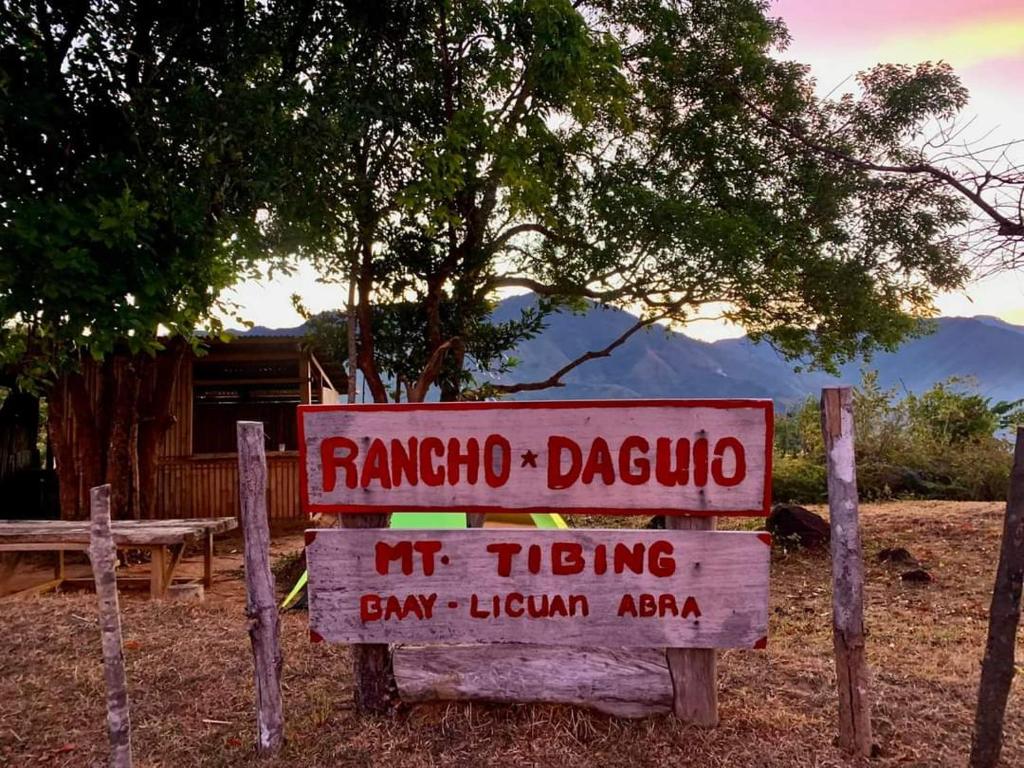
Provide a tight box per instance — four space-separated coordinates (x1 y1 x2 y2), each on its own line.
298 399 772 516
306 528 770 649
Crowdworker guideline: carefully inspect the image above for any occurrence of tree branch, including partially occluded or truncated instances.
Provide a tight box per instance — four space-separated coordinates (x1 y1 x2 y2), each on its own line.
745 98 1024 238
484 313 666 395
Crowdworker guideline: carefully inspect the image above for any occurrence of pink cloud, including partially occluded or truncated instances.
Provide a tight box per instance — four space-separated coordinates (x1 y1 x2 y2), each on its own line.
771 0 1021 46
962 55 1024 88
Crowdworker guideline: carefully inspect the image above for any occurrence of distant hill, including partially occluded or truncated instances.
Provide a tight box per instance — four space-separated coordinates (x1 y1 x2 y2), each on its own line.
485 294 1024 407
232 296 1024 407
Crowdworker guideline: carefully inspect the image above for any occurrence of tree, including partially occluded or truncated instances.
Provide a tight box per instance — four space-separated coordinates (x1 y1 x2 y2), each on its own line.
0 2 289 517
278 0 983 413
274 0 1002 711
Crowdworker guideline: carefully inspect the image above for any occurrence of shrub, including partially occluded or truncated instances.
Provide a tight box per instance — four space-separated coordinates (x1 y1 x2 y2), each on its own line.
773 372 1014 503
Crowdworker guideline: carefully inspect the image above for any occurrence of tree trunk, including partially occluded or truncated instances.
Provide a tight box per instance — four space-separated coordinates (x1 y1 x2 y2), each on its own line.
137 342 185 519
105 355 140 520
47 379 79 520
969 427 1024 768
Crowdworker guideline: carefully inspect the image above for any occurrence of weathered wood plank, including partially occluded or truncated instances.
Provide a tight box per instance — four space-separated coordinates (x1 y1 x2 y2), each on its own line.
821 387 873 757
665 515 719 726
299 400 772 516
88 485 133 768
393 643 673 718
0 517 237 547
237 421 285 755
307 528 770 648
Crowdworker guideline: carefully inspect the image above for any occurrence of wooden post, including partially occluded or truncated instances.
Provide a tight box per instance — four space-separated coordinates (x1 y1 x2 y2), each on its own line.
820 387 873 757
338 511 395 713
88 484 133 768
664 514 718 726
969 426 1024 768
237 421 285 754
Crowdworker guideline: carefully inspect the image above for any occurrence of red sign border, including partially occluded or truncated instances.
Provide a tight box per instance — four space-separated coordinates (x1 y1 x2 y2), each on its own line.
297 398 773 517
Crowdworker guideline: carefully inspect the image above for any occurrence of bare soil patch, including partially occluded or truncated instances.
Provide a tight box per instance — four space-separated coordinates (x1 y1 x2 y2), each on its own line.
0 501 1021 767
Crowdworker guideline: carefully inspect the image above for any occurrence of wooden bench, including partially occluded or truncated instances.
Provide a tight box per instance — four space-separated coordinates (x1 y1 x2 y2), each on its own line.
0 518 238 600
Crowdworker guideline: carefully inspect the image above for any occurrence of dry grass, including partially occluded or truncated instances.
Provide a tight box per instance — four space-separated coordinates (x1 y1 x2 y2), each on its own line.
0 501 1021 767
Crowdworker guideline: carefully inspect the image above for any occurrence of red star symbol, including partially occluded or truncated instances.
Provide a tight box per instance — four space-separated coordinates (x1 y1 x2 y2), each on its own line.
520 449 539 468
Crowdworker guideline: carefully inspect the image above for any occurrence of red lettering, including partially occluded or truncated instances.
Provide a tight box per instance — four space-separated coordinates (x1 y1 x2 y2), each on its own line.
551 542 585 575
613 543 645 575
569 594 589 617
469 594 489 618
360 593 382 622
638 593 657 617
483 434 512 487
648 540 676 577
526 595 550 618
617 594 638 617
321 436 359 492
548 594 569 617
390 438 419 487
619 436 650 485
413 541 442 576
581 437 615 485
447 437 480 485
547 436 582 490
486 542 522 577
528 544 541 574
594 544 607 575
658 593 678 616
419 437 445 486
693 437 709 487
711 436 746 487
375 541 413 575
360 438 392 489
681 596 702 618
506 592 525 617
655 437 689 486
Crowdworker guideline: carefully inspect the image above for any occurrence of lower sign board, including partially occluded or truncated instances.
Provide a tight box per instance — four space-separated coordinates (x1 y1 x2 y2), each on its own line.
306 529 770 649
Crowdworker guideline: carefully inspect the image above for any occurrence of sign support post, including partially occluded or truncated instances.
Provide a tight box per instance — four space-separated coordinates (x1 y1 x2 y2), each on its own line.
665 515 718 726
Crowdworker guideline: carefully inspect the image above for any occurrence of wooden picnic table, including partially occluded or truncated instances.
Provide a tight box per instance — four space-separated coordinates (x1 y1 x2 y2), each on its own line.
0 518 238 600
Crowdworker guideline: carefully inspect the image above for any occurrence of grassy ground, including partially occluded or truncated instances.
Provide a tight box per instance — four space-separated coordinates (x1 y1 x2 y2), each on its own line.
0 501 1021 767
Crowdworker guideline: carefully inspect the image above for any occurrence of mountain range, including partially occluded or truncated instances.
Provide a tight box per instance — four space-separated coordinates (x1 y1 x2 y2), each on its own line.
239 295 1024 407
483 294 1024 407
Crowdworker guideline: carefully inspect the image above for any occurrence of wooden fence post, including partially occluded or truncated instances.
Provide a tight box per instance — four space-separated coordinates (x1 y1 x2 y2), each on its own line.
237 421 285 754
89 484 133 768
820 387 873 757
665 514 718 726
969 426 1024 768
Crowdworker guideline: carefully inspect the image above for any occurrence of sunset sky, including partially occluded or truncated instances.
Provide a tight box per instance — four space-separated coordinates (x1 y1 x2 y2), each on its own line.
226 0 1024 338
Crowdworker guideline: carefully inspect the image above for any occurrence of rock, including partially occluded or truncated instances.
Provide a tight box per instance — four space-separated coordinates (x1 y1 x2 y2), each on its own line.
877 547 918 566
900 568 933 583
167 582 205 602
766 503 830 548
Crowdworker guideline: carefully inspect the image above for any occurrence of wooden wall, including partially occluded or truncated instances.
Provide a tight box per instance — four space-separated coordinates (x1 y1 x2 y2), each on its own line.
51 339 320 521
154 453 302 520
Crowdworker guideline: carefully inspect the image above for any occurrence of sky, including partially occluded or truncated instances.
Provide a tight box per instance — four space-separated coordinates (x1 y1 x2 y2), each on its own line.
224 0 1024 340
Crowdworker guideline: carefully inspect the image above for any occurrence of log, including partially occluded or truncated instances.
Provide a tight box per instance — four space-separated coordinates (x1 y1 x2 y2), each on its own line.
969 427 1024 768
820 387 873 757
88 484 132 768
664 514 718 726
237 421 284 754
394 644 672 718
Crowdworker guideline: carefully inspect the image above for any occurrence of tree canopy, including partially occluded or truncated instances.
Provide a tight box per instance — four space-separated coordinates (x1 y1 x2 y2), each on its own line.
271 0 998 403
0 1 287 384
